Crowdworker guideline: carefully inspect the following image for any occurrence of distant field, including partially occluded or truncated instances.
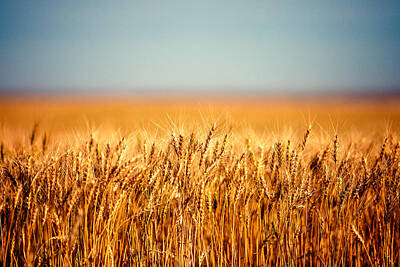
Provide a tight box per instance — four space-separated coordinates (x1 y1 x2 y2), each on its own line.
1 95 400 265
1 95 400 142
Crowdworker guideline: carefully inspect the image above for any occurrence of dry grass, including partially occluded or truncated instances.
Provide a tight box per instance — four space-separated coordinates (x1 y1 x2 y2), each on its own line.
1 96 400 266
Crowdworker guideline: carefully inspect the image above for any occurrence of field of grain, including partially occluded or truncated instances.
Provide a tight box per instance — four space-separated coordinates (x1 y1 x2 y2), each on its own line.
1 96 400 266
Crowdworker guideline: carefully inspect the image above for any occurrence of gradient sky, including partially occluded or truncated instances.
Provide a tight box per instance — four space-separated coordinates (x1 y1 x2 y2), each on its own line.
1 1 400 93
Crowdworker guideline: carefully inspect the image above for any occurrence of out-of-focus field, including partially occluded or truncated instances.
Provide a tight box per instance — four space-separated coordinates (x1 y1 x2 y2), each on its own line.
1 95 400 147
1 95 400 266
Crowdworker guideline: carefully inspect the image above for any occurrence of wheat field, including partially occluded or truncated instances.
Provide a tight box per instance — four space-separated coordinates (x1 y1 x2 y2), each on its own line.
1 96 400 266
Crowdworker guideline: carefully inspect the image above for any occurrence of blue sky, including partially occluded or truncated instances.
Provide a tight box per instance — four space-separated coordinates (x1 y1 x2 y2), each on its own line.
1 1 400 93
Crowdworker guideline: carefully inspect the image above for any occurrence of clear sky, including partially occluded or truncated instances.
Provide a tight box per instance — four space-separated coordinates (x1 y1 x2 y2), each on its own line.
1 1 400 93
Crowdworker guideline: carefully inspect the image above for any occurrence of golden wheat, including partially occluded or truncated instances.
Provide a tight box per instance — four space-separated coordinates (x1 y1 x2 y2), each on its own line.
0 99 400 266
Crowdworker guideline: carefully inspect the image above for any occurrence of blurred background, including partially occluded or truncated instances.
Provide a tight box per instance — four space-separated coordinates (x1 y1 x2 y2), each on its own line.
1 0 400 95
1 1 400 146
